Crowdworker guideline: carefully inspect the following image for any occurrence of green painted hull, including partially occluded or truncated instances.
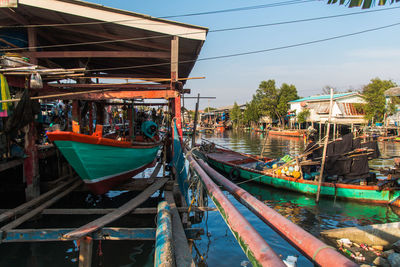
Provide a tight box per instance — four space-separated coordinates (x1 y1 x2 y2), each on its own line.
207 157 400 205
54 140 159 193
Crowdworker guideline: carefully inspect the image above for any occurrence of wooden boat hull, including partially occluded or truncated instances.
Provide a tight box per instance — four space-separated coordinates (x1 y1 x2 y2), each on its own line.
197 149 400 207
48 131 160 194
268 130 304 137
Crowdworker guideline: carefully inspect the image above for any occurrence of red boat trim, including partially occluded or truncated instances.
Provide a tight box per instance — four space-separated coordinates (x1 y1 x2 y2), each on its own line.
47 131 159 149
84 160 156 195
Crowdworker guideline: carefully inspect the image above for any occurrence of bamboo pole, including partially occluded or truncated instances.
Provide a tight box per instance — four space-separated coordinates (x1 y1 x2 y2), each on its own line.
191 93 200 148
0 88 128 104
316 88 334 203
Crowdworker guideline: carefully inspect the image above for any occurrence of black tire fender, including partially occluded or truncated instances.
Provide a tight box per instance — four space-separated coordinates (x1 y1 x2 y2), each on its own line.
229 166 240 181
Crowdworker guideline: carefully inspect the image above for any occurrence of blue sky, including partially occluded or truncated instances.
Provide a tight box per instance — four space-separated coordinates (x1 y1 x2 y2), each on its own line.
86 0 400 109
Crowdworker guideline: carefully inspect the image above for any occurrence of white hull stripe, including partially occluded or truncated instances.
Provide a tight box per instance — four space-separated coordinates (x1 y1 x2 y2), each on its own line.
82 163 149 184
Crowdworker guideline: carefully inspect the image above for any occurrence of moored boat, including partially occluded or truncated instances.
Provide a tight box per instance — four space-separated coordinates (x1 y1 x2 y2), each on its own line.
194 143 400 207
267 129 305 137
47 130 160 195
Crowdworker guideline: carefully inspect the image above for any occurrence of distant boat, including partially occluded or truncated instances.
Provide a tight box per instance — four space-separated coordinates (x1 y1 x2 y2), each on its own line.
195 146 400 207
47 131 160 194
267 129 305 137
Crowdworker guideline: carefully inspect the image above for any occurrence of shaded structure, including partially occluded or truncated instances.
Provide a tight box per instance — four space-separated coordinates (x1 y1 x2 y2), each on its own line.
0 1 208 266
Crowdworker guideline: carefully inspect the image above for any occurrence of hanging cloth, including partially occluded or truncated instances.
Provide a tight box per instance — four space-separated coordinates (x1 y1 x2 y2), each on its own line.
0 73 11 112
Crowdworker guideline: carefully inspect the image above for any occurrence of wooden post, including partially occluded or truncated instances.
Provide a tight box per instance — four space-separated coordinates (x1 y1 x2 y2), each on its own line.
316 89 334 203
333 122 336 141
319 122 322 141
27 28 37 65
128 105 133 141
191 93 200 148
79 236 93 267
24 122 40 200
88 102 93 134
171 36 182 139
72 100 80 133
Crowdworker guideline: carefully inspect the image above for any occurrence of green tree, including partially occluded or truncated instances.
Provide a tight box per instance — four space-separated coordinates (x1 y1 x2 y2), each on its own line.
297 109 310 124
243 100 260 125
253 80 299 126
255 80 279 120
230 102 242 127
362 78 397 123
328 0 399 9
276 83 299 125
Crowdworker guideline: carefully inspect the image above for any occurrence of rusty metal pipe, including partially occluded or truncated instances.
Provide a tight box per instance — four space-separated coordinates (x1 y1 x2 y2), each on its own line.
187 154 285 267
196 157 358 267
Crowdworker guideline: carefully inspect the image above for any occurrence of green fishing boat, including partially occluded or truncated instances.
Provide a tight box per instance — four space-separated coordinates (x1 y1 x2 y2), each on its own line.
194 144 400 207
47 131 160 195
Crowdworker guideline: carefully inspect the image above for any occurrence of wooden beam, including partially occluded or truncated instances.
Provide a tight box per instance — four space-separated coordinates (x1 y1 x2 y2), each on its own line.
1 227 204 242
48 83 170 89
0 180 82 232
0 159 23 173
165 191 195 267
65 90 178 101
63 178 168 240
58 26 171 52
0 176 76 223
23 51 170 59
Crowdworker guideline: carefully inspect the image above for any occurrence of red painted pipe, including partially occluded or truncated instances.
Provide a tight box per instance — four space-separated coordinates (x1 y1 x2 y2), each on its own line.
187 154 286 267
196 157 358 267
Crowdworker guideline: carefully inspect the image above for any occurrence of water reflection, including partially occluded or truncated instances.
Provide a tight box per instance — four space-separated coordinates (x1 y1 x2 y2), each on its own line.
194 131 400 267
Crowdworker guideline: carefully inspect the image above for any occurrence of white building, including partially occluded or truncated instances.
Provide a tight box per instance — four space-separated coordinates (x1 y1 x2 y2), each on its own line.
288 92 367 125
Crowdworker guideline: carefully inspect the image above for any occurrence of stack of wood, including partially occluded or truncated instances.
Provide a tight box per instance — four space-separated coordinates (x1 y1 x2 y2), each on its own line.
0 56 85 79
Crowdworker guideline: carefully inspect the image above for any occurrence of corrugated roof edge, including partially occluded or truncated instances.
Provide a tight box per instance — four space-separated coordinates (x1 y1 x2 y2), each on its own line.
288 92 359 103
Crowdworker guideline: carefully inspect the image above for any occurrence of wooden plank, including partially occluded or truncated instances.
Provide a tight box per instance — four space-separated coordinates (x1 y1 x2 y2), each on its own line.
0 176 76 223
165 191 195 267
0 180 82 232
0 207 214 215
2 228 203 242
79 236 93 267
150 162 162 178
23 51 170 58
63 178 168 240
0 159 23 173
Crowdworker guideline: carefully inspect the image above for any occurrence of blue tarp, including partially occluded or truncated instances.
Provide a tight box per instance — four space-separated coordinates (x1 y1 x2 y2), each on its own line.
172 119 189 205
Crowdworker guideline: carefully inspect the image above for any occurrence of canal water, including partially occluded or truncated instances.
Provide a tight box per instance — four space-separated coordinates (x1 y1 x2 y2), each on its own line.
0 130 399 266
192 130 400 267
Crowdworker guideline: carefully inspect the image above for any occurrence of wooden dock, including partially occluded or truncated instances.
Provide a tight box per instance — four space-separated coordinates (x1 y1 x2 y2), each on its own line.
0 162 204 266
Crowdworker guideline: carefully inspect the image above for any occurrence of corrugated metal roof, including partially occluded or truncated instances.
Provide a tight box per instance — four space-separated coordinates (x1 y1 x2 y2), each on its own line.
384 87 400 96
337 103 365 116
308 103 330 114
288 92 356 103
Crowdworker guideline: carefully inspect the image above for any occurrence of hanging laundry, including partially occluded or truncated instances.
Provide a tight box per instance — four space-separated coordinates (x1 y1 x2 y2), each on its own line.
0 73 11 113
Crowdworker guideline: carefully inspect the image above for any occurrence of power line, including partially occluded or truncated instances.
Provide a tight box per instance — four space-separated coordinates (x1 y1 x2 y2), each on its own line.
0 6 399 52
89 21 400 72
212 6 400 32
162 0 317 18
0 0 316 29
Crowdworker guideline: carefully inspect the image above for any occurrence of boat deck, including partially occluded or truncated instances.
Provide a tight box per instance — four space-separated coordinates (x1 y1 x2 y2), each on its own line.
208 151 249 162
